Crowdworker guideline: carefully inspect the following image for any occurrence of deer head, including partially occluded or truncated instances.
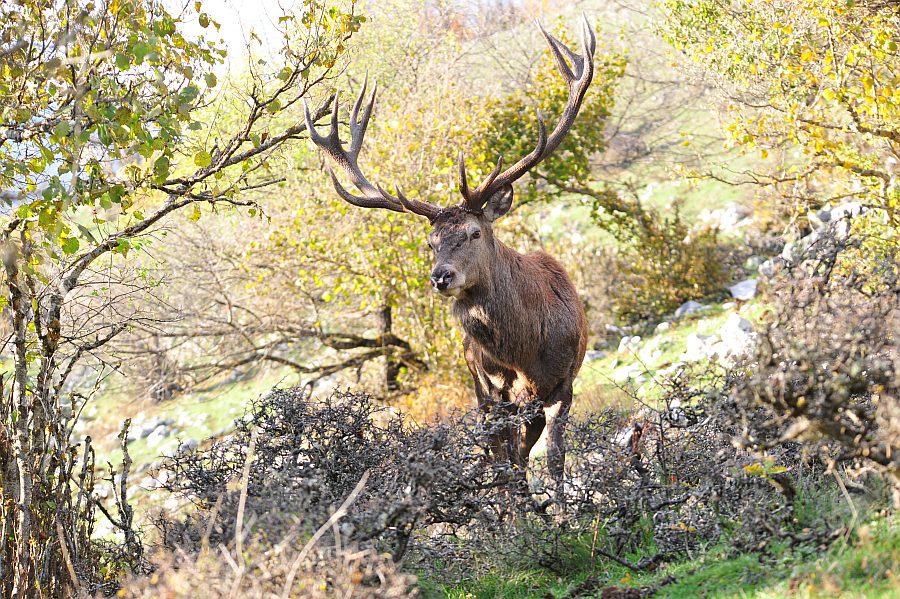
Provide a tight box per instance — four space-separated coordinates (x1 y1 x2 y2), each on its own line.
304 16 596 298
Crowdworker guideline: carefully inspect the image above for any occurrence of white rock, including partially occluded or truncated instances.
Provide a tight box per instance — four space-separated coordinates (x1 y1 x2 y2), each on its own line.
93 518 114 538
655 321 671 333
605 323 626 336
709 315 758 367
163 496 183 513
583 350 607 363
617 335 642 354
834 219 852 241
706 340 731 362
729 278 758 301
613 364 644 384
638 337 664 362
675 300 707 318
145 425 172 447
614 426 635 449
723 313 753 334
698 203 753 231
93 484 111 499
682 333 718 362
668 403 688 425
175 438 199 455
176 411 207 427
830 201 867 220
759 259 779 278
658 362 686 378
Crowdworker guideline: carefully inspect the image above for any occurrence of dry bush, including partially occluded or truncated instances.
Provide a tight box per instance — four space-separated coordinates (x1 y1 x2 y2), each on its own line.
120 543 414 599
136 363 871 595
413 369 837 587
605 202 736 323
130 388 553 596
732 218 900 494
155 388 527 559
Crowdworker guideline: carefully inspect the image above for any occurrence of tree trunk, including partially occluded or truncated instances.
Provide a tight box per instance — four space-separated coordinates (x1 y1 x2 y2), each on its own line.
377 304 402 393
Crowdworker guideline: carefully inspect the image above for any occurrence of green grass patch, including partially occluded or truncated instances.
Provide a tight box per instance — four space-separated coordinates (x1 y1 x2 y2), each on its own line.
418 513 900 599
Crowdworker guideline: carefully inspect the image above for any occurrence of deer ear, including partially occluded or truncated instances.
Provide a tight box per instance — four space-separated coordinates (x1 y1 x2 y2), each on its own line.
483 185 513 221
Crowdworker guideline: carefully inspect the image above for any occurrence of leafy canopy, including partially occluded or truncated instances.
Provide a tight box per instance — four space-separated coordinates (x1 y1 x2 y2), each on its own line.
662 0 900 223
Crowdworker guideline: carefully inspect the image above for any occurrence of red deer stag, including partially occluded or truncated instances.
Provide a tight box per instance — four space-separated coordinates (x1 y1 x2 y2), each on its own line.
304 18 593 493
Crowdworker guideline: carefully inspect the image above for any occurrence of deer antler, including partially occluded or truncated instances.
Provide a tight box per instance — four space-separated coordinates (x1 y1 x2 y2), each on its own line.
303 74 443 222
458 14 597 213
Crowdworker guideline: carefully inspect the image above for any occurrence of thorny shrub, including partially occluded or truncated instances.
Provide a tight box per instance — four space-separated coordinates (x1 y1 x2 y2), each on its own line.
409 370 846 587
135 379 849 595
732 216 900 496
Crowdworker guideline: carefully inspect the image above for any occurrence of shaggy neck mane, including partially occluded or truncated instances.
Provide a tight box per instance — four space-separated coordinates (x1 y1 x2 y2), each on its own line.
454 237 524 316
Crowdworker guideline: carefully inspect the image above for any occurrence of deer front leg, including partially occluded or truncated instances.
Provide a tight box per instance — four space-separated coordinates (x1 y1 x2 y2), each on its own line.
465 338 521 467
519 398 546 467
544 378 573 499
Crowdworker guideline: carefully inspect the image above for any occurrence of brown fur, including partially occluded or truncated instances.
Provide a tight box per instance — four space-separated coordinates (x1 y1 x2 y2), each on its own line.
428 206 587 487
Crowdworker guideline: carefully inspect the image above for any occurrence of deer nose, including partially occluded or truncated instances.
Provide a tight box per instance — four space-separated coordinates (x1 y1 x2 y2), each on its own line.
430 269 455 291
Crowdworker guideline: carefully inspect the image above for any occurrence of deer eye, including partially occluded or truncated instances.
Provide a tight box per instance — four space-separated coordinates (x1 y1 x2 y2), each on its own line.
471 230 481 239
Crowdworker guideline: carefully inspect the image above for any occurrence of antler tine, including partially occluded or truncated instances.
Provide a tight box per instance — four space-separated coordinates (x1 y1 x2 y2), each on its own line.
395 186 442 222
473 156 503 197
458 151 471 202
538 21 579 81
349 73 376 159
458 18 596 213
458 151 504 206
304 91 403 212
582 12 597 59
304 83 443 220
462 110 547 212
328 170 400 211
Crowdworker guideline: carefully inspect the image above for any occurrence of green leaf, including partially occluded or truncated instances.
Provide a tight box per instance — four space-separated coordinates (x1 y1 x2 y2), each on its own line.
204 72 217 88
194 150 212 168
153 155 170 182
54 120 71 138
77 224 97 244
131 41 151 64
116 238 131 256
61 237 79 254
199 13 210 28
116 53 130 71
190 204 201 222
179 85 200 104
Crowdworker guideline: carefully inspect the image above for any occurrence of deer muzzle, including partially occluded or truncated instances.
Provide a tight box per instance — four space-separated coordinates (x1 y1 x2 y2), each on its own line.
430 267 461 295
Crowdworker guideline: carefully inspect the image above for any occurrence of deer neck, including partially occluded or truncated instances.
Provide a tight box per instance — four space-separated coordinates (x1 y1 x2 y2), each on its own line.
451 239 523 350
